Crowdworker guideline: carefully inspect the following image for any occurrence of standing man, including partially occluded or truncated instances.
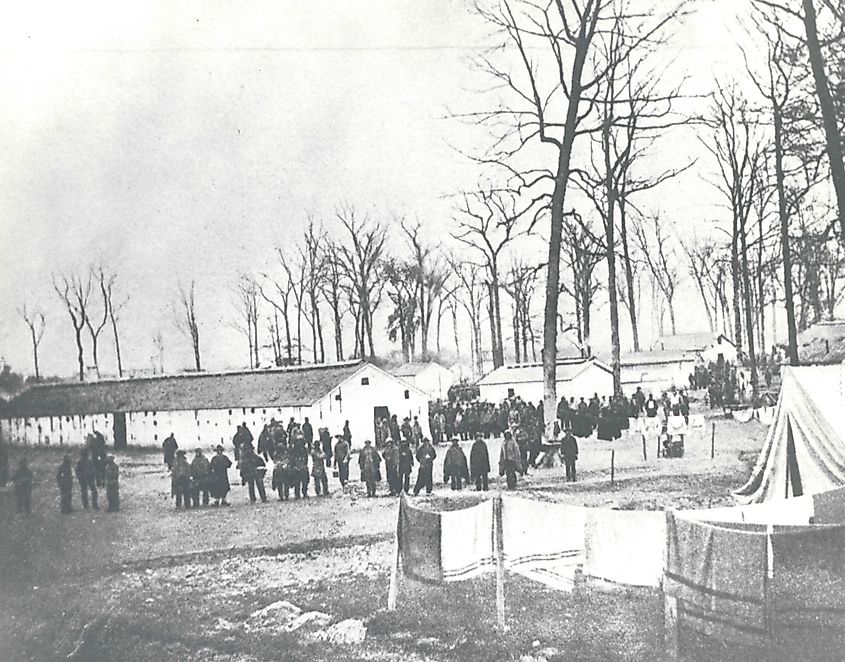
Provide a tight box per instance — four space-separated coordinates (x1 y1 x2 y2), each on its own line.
470 432 490 492
162 433 178 470
290 432 310 498
209 445 232 506
190 448 211 507
104 456 120 512
56 454 74 514
498 431 522 490
240 447 267 504
358 439 382 498
397 437 414 494
443 438 469 491
561 430 579 483
302 417 313 448
333 434 350 488
75 448 99 511
411 417 423 446
257 424 272 461
91 430 107 487
342 420 352 450
272 446 291 500
413 438 437 496
171 450 192 509
233 422 253 462
382 438 400 496
319 428 333 467
12 457 33 515
632 387 646 416
388 415 401 446
310 442 329 496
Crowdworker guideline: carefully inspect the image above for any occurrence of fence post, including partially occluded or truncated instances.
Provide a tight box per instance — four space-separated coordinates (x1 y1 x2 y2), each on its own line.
642 431 647 461
710 422 715 460
387 498 401 611
494 495 507 631
664 593 680 658
611 449 616 486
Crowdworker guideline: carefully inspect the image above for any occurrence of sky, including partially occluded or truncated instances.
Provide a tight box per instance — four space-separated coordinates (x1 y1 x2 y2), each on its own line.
0 0 756 378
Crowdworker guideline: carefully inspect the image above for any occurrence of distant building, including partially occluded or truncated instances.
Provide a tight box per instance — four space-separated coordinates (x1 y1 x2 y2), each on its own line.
653 332 737 365
797 319 845 365
476 358 613 403
616 350 699 394
0 361 430 449
391 362 455 400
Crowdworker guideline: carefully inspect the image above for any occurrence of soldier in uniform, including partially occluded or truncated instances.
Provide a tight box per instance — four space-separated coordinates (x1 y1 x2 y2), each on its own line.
412 438 437 496
75 448 99 511
171 450 192 509
190 448 211 507
358 439 382 497
382 438 400 496
271 445 291 500
289 432 309 498
333 434 350 487
56 454 74 514
470 432 490 492
443 438 469 491
162 433 178 470
239 446 267 503
499 430 523 490
104 456 120 511
561 430 579 482
13 457 33 515
310 442 329 496
397 437 414 494
209 445 232 506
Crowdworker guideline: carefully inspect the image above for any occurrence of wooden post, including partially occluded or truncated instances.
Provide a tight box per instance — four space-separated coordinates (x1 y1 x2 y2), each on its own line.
494 495 507 631
664 593 680 659
642 432 647 461
387 499 401 611
611 449 615 486
710 422 715 460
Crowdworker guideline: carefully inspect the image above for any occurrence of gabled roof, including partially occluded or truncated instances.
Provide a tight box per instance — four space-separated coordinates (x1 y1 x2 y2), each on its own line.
595 350 698 367
478 358 611 386
1 361 369 418
653 332 733 352
391 362 448 378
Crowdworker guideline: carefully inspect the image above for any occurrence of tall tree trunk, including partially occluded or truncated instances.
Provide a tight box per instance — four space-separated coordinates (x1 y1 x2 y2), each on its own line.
193 331 202 371
774 105 799 365
283 311 293 363
731 227 745 358
75 328 85 381
668 298 676 335
491 269 504 368
802 0 845 244
110 317 123 377
30 327 41 379
740 225 759 400
619 196 641 351
487 283 498 366
513 302 521 364
582 290 592 358
451 303 461 358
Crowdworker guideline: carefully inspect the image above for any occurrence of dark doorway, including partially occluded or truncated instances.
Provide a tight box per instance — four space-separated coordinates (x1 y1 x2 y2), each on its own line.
113 412 127 450
785 418 803 497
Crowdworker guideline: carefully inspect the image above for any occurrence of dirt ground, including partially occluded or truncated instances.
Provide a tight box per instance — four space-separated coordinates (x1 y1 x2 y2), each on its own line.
0 405 772 662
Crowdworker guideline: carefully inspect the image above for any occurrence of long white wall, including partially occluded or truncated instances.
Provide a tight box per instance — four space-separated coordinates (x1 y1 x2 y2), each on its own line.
479 368 614 404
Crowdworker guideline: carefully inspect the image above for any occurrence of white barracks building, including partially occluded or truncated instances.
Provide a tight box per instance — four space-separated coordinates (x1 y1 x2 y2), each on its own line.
0 361 430 449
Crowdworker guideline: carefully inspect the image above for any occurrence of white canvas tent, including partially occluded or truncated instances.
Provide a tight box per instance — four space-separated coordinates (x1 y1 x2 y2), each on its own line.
734 364 845 504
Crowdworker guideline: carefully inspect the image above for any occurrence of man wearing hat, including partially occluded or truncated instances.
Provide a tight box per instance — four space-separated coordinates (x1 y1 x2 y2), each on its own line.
239 445 267 503
190 448 211 507
56 454 74 513
209 445 232 506
333 433 350 487
171 450 192 508
75 447 99 511
470 432 490 492
412 438 437 496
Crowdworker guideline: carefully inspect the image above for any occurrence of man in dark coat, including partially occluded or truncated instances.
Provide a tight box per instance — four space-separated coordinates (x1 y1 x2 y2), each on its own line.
233 423 254 461
240 447 267 503
397 438 414 494
443 438 469 491
499 431 522 490
645 394 659 418
162 433 178 470
382 438 400 496
75 448 99 510
319 428 333 466
56 454 74 513
389 415 401 445
632 387 646 416
13 457 33 515
413 438 437 496
91 430 108 487
358 439 382 497
333 435 350 487
190 448 211 507
343 420 352 449
171 450 192 508
209 445 232 506
290 433 310 498
561 430 579 482
272 446 291 500
257 424 272 461
104 456 120 512
302 417 313 447
470 433 490 492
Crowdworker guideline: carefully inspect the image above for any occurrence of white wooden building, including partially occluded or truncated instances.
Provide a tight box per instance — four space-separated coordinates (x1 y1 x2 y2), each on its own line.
477 358 614 403
0 361 430 449
391 362 455 401
653 332 738 365
617 350 699 394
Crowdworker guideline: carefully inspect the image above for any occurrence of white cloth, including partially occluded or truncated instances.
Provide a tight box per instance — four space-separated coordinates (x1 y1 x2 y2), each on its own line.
755 406 775 426
440 498 495 582
583 509 666 587
688 414 706 429
733 408 754 424
667 415 687 436
684 495 814 526
501 496 586 591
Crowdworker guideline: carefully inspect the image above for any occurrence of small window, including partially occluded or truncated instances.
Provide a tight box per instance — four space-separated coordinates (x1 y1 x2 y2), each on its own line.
197 420 200 426
153 421 158 427
361 377 370 386
250 407 255 414
507 388 515 398
66 417 71 423
262 409 266 414
154 434 158 441
404 390 410 400
228 409 232 416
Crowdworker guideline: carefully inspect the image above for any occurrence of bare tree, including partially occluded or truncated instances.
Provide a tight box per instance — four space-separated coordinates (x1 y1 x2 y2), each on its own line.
453 188 537 367
503 261 542 363
174 279 202 371
558 217 604 357
334 204 387 360
632 215 683 335
319 241 348 362
259 247 297 365
383 257 419 362
680 235 721 333
98 268 129 377
18 303 46 379
83 267 113 378
231 274 261 368
448 253 486 377
53 271 91 381
152 330 165 374
301 221 326 364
